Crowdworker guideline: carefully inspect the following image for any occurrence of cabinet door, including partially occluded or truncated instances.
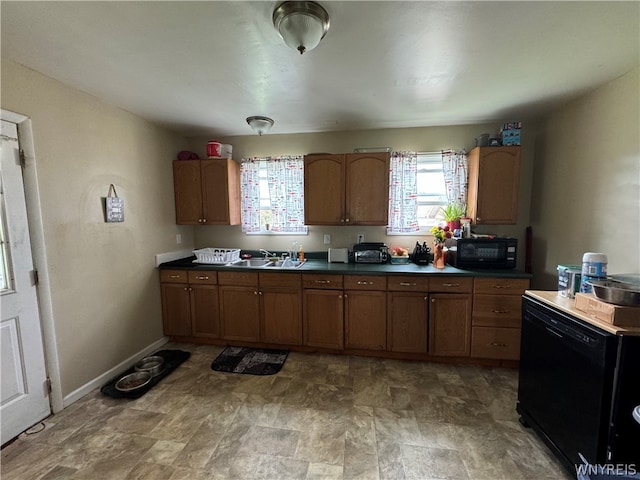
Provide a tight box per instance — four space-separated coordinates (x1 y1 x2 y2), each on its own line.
387 292 428 353
471 326 521 360
303 155 344 225
160 283 192 336
261 289 302 345
303 289 344 349
173 160 203 225
191 285 220 338
345 153 390 225
467 147 521 224
201 159 240 225
429 294 472 357
345 290 386 350
219 286 260 342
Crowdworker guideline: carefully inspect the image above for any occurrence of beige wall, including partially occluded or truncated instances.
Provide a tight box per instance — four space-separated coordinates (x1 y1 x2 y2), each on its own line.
530 66 640 289
188 124 536 270
1 60 192 398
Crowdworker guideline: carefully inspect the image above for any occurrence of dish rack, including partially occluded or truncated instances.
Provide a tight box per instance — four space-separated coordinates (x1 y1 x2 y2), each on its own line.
193 248 240 264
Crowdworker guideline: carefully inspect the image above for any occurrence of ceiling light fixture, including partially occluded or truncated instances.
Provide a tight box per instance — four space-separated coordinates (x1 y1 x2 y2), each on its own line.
246 116 274 136
272 1 330 55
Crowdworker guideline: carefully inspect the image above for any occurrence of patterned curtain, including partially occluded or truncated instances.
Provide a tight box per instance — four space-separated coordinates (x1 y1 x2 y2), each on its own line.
266 156 306 233
442 150 468 205
240 158 261 233
388 151 419 233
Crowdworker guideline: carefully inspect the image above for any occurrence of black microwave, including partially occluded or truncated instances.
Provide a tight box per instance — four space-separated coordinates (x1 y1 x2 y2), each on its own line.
447 237 517 269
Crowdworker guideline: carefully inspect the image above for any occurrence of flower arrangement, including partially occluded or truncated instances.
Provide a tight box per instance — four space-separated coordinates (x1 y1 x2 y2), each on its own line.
430 225 452 244
440 202 466 222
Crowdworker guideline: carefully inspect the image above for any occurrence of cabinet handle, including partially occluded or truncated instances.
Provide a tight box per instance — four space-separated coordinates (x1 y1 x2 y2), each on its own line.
492 309 510 314
476 217 481 222
202 219 207 223
258 291 263 296
184 287 189 291
254 291 258 295
431 298 435 303
399 282 417 286
345 218 350 223
169 274 181 279
188 287 193 292
441 283 460 287
340 219 345 223
493 285 511 289
315 280 330 284
195 275 209 280
198 218 203 223
338 295 343 299
357 281 373 285
490 342 508 347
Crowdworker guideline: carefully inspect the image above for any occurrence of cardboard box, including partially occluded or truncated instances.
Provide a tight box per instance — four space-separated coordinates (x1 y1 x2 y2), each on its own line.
574 293 640 326
501 129 521 146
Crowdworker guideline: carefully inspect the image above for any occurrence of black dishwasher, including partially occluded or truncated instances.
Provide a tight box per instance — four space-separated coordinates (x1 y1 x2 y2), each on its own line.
518 295 640 472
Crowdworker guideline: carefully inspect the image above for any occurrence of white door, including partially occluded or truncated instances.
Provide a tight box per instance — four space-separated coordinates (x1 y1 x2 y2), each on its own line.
0 119 50 445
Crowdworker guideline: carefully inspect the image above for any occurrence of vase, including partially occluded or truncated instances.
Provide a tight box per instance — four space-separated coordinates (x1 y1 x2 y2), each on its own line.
447 220 461 231
433 243 446 269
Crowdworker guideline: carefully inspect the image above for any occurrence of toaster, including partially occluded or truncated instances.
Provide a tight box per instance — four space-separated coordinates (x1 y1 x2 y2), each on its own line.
328 248 349 263
352 242 388 264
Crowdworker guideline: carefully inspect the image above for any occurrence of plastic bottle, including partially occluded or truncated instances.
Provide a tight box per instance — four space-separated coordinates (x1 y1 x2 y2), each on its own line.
579 252 608 293
298 245 305 262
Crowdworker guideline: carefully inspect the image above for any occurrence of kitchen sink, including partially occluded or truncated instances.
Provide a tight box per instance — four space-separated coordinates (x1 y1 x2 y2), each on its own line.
228 259 273 268
228 258 305 269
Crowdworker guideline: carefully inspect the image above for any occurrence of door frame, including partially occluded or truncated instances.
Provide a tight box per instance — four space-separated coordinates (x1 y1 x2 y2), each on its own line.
2 109 63 413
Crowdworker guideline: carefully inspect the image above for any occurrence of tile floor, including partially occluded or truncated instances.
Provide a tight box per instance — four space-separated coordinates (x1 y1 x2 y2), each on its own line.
1 343 573 480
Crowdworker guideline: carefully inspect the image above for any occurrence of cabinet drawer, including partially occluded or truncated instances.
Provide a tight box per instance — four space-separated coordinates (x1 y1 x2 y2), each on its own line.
218 271 259 286
188 270 217 285
260 272 301 289
471 326 521 360
344 275 386 291
472 294 522 327
387 276 429 292
160 269 188 283
474 278 530 295
429 277 473 293
303 274 343 289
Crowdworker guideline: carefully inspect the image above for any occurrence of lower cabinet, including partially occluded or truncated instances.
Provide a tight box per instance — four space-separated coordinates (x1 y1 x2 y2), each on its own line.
303 274 344 349
160 269 220 338
344 275 387 350
471 277 530 360
260 273 302 345
428 294 472 357
219 272 260 342
387 276 429 354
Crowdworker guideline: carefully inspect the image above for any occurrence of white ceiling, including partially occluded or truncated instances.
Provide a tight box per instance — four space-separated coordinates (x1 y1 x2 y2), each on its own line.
2 1 639 137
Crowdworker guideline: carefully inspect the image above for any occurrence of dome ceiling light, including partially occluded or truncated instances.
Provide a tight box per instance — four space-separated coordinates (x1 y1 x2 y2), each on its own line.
272 1 330 55
246 116 274 135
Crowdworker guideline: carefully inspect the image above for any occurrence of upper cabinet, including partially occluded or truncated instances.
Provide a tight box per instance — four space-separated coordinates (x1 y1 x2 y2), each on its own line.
304 152 390 225
466 147 521 225
173 159 241 225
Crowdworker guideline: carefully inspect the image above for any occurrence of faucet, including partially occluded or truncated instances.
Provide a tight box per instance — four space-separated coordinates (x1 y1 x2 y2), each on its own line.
260 249 276 259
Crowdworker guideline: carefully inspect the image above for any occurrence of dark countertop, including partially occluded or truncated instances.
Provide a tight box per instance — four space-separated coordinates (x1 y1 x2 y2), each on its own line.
159 256 532 278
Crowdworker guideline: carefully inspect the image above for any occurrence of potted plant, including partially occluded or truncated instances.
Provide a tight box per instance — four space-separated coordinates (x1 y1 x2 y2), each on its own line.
440 202 466 231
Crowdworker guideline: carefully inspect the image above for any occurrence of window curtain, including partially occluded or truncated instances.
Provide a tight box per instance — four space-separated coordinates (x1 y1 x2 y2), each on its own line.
388 151 419 233
265 156 306 233
240 158 261 233
442 150 468 206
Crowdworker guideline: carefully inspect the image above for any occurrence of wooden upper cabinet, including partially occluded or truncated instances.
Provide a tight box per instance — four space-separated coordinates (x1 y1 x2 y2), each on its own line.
173 159 240 225
304 152 390 225
466 147 521 225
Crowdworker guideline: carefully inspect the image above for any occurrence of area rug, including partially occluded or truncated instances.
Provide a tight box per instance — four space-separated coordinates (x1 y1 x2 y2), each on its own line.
211 346 289 375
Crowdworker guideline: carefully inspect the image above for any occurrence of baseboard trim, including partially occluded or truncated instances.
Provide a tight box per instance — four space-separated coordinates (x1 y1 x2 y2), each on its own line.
62 337 170 408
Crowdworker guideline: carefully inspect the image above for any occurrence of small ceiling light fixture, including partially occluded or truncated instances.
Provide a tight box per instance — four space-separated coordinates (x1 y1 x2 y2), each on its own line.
272 1 330 55
246 116 274 136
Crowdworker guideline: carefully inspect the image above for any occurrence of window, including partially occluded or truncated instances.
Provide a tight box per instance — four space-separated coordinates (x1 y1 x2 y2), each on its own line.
240 156 307 234
416 152 448 229
388 150 467 233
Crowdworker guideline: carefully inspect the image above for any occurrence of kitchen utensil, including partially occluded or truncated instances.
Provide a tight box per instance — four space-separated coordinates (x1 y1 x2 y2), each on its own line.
588 279 640 306
115 371 152 392
134 355 165 376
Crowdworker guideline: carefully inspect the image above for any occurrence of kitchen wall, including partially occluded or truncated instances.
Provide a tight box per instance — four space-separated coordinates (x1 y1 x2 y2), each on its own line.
188 125 536 270
1 60 192 401
530 66 639 289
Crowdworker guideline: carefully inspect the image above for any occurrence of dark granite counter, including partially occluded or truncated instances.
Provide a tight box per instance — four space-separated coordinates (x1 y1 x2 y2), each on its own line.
159 256 532 279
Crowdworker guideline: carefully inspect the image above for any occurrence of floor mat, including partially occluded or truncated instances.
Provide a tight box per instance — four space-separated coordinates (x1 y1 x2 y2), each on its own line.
211 346 289 375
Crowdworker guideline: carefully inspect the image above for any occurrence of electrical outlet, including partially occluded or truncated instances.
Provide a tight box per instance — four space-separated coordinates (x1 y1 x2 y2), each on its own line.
323 234 331 245
357 233 364 244
176 234 182 245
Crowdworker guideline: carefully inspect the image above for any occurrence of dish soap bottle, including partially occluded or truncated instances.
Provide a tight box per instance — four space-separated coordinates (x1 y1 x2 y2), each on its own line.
298 245 305 262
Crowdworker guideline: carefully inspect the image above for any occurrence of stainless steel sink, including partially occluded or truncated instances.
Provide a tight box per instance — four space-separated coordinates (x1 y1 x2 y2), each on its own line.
228 259 273 268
